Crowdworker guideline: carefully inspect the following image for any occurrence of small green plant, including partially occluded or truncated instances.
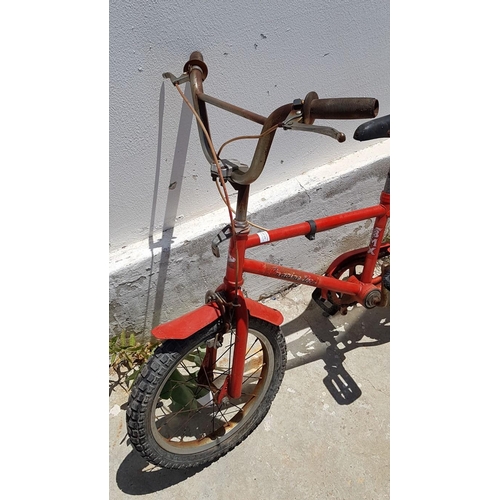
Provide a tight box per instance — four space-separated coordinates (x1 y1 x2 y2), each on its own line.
109 331 160 389
109 332 211 411
158 348 210 409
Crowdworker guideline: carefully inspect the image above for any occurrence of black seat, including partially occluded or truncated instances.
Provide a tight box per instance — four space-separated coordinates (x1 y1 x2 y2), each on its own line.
353 114 390 141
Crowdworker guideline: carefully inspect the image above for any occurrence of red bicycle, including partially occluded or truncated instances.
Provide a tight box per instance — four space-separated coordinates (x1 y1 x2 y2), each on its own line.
126 52 390 469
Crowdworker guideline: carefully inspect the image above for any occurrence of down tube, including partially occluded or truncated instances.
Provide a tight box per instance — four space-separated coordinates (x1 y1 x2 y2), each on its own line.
242 259 363 296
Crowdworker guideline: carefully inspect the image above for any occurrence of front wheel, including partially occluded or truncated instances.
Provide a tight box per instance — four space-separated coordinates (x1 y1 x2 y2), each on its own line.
126 317 287 469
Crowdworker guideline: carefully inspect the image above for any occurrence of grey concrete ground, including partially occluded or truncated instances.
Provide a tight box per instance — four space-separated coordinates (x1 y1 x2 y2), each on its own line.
109 284 390 499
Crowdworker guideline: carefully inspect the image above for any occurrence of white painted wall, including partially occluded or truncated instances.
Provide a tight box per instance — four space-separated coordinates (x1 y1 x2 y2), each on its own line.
109 0 389 252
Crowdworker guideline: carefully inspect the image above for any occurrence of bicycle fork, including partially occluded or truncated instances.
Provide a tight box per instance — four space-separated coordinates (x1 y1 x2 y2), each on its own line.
219 215 252 400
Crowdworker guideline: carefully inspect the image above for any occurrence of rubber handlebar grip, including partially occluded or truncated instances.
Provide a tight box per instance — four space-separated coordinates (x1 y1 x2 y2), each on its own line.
308 98 379 120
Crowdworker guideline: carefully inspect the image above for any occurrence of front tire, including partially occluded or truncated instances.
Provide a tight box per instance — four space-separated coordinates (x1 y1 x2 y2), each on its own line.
126 317 287 469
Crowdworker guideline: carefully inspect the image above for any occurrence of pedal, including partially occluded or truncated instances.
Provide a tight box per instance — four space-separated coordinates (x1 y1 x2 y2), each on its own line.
312 288 339 316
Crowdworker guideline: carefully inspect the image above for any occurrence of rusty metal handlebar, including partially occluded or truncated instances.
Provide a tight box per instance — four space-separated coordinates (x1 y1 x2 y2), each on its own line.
167 52 379 186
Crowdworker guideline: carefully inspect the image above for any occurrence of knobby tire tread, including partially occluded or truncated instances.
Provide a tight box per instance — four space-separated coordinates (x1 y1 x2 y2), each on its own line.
126 318 287 469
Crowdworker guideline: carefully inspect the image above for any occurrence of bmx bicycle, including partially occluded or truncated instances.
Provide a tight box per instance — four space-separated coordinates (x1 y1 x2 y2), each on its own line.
126 52 390 469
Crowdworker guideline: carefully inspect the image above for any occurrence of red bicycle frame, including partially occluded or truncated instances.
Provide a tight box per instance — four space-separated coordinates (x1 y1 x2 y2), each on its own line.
220 189 389 399
155 51 389 401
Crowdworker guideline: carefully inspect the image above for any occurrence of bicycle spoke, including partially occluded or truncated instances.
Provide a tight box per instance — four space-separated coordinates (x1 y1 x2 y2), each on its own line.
242 364 265 385
244 346 263 361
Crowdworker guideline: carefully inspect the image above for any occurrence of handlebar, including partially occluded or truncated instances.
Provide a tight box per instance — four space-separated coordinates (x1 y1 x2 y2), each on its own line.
167 52 380 186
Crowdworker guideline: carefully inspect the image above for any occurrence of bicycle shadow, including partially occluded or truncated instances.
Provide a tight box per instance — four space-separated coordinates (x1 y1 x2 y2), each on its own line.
281 294 390 405
115 450 209 495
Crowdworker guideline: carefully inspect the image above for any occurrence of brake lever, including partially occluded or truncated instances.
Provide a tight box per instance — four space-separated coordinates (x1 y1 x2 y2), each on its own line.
282 101 346 142
282 122 346 142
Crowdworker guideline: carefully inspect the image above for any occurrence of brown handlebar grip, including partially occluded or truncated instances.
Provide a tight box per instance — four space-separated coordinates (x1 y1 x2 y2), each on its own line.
308 98 379 121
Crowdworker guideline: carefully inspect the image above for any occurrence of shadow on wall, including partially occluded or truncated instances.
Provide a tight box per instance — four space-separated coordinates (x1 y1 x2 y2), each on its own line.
144 82 193 330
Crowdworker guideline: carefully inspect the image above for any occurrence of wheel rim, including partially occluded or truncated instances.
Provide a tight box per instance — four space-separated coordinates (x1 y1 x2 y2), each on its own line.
150 327 274 454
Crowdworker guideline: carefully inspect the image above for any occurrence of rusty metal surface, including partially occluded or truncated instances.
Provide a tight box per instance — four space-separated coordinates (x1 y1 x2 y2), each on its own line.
179 52 379 188
302 91 319 124
183 52 293 187
230 103 293 186
197 92 266 125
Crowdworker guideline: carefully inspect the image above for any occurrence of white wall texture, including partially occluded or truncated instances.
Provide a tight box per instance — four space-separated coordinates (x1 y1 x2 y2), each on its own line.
109 0 390 335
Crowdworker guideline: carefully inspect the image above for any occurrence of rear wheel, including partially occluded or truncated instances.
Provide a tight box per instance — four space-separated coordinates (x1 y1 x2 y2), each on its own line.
126 317 287 469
